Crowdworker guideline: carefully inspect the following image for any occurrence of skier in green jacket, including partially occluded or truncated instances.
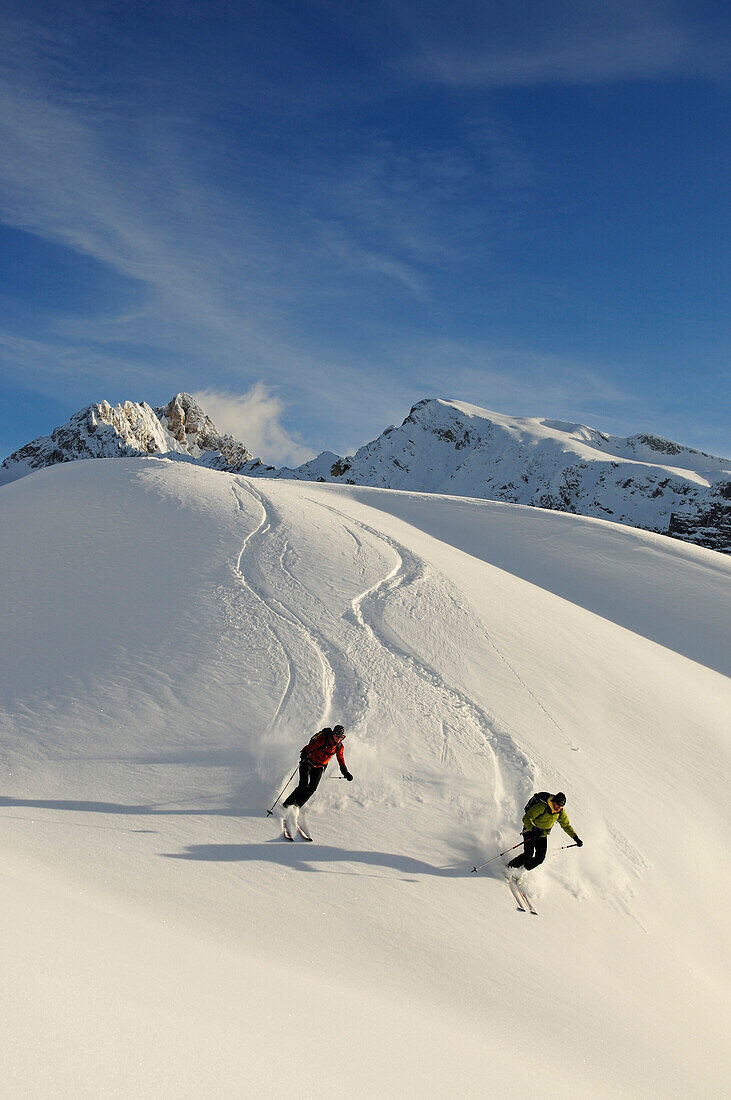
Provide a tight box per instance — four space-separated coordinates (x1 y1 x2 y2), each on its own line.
508 791 583 870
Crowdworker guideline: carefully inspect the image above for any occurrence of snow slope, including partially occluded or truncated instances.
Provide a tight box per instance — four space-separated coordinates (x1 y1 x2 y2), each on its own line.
0 458 729 1098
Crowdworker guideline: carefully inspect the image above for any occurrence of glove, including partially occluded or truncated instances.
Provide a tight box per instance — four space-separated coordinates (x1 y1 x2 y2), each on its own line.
573 836 583 847
342 769 353 782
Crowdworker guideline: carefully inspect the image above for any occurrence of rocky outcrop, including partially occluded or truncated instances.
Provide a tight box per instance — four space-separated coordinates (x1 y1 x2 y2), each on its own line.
0 393 267 483
154 393 266 473
0 400 173 480
667 481 731 553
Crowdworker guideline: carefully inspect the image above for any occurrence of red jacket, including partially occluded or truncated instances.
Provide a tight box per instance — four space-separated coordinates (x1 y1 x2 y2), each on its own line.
302 728 346 769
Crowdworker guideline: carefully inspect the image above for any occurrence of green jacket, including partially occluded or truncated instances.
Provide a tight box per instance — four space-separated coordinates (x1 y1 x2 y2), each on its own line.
523 799 578 840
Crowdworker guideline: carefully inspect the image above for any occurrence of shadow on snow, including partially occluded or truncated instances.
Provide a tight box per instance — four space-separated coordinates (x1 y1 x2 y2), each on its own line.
162 840 466 879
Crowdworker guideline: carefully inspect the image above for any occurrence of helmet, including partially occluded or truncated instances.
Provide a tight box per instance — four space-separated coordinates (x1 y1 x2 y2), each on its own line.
553 792 566 806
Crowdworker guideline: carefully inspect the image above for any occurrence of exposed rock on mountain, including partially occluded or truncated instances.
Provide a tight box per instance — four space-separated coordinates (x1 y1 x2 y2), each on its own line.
154 393 268 473
667 480 731 554
0 393 269 483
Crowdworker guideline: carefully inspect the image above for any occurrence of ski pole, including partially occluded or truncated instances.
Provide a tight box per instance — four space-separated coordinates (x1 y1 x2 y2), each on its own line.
470 842 522 873
266 767 298 816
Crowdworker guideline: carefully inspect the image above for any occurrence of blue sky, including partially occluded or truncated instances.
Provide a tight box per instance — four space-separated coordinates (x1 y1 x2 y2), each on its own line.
1 0 729 464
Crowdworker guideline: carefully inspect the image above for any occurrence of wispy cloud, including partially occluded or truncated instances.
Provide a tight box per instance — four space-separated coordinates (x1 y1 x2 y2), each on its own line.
395 0 730 87
380 336 642 424
0 330 158 392
307 131 530 278
191 384 316 467
0 6 534 324
0 12 449 405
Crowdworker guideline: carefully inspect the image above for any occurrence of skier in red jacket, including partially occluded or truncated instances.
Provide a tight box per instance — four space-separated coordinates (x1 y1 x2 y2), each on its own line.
282 725 352 831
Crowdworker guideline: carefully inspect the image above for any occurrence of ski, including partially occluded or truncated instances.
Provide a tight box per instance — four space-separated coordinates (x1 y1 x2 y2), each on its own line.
514 879 538 916
507 878 526 912
282 818 294 842
296 824 313 842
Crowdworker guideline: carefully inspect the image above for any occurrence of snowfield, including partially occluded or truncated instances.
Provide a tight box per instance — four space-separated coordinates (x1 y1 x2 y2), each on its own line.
0 458 729 1098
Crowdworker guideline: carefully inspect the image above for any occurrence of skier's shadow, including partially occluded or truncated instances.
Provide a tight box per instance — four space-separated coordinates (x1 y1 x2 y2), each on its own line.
161 841 465 879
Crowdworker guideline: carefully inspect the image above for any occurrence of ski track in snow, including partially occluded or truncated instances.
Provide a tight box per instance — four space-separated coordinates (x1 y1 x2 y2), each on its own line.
229 485 300 726
310 498 536 828
273 526 370 730
239 482 371 729
231 479 372 764
230 480 334 782
305 496 655 916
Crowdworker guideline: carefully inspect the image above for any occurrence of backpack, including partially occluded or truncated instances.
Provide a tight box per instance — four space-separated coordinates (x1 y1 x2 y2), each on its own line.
302 728 341 759
524 792 552 815
309 728 337 749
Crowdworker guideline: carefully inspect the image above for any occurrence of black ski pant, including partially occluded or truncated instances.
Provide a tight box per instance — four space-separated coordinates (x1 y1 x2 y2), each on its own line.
510 831 548 870
282 757 325 809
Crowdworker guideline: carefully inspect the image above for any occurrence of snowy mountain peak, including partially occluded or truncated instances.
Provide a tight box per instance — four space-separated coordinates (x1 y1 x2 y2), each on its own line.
0 393 261 484
280 397 730 552
401 399 724 471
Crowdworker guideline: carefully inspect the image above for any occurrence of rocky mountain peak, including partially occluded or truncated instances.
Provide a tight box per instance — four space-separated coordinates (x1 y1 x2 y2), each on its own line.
157 393 220 452
0 393 259 484
155 393 256 469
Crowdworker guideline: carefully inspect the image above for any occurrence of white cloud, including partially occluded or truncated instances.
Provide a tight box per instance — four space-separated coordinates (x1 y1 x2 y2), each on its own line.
191 384 317 468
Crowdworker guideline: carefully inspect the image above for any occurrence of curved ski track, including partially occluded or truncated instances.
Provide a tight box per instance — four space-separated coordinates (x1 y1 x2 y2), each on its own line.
231 481 336 730
229 483 297 724
312 499 536 823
